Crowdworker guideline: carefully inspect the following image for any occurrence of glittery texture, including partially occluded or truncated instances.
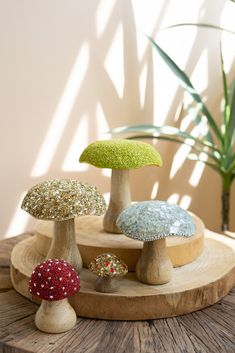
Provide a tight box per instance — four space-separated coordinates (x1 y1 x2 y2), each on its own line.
21 179 106 221
89 253 128 278
116 201 195 241
29 259 80 301
79 139 162 170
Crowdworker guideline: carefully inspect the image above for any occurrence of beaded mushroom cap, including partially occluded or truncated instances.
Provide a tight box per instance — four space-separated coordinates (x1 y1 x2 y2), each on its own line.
79 139 162 170
21 179 106 221
117 201 195 241
29 259 80 301
89 253 128 278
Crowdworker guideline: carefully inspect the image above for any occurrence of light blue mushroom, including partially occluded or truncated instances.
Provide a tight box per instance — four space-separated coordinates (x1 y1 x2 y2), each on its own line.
116 201 195 285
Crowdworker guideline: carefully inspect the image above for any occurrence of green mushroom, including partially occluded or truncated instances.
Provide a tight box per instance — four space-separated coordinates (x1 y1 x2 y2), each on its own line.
79 139 162 233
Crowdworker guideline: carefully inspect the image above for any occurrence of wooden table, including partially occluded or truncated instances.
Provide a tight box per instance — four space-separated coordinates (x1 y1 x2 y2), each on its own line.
0 234 234 353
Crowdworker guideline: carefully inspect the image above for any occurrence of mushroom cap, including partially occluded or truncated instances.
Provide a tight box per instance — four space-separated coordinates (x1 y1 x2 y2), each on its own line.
89 253 128 278
29 259 80 301
116 201 195 241
79 139 162 170
21 179 106 221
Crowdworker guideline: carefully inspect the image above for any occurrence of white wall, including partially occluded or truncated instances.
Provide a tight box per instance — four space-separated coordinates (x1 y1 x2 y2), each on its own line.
0 0 235 238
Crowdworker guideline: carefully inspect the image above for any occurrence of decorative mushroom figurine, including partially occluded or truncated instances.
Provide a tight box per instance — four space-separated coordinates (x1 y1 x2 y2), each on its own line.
116 201 195 285
79 139 162 233
29 259 80 333
89 253 128 293
21 179 106 273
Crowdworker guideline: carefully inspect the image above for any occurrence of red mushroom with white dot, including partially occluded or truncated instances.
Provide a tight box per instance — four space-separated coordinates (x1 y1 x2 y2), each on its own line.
29 259 80 333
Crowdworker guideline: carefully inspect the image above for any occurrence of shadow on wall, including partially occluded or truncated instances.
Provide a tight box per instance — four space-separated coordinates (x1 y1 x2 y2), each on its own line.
0 0 234 237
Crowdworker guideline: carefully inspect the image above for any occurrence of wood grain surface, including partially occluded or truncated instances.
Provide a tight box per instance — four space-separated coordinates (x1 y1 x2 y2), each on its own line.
0 233 235 353
10 233 235 320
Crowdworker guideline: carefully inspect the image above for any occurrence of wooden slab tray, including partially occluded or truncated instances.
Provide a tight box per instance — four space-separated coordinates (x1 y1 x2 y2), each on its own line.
35 213 205 271
10 236 235 320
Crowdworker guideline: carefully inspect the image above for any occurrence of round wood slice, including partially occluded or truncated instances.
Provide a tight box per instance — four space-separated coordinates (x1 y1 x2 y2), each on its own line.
35 213 205 270
10 235 235 320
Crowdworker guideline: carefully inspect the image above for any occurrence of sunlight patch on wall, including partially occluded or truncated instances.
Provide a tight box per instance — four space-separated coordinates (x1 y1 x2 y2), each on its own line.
189 161 205 187
132 0 166 33
220 2 235 35
153 26 197 125
103 192 110 204
5 194 30 238
150 181 159 199
169 121 204 179
139 63 148 108
102 168 112 178
31 42 89 177
169 144 192 179
96 0 117 38
180 113 194 131
179 195 191 209
96 102 111 139
136 31 150 63
190 50 208 95
104 23 124 99
96 102 112 178
220 34 235 72
167 193 179 204
62 115 89 172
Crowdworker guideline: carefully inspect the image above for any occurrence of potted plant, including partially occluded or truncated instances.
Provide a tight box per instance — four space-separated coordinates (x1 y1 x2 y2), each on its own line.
112 29 235 233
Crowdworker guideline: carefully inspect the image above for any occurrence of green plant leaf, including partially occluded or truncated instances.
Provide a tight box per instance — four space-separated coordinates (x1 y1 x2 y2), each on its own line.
147 36 223 143
164 23 235 35
187 104 214 144
188 153 221 172
227 80 235 147
220 43 229 130
226 154 235 173
126 134 220 163
110 124 220 152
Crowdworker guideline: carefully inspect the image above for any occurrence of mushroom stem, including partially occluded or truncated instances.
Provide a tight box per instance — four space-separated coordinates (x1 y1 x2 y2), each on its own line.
46 218 82 273
136 239 173 285
103 169 131 233
95 276 119 293
35 298 77 333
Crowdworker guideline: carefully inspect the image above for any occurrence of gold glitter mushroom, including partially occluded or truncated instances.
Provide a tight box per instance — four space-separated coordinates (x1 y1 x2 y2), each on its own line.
79 139 162 234
89 253 128 293
22 179 106 273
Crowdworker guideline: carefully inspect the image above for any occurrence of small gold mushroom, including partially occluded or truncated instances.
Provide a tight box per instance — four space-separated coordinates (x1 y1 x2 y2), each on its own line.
89 253 128 293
